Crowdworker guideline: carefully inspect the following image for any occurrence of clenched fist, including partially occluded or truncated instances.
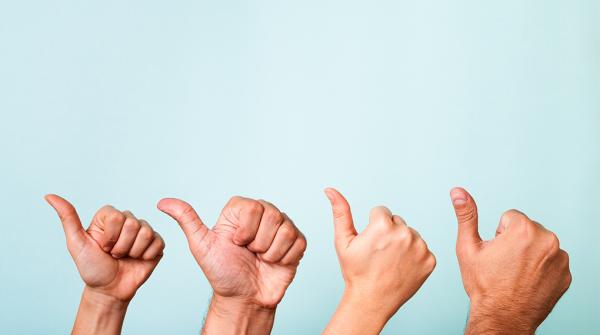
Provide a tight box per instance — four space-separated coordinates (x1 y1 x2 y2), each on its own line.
46 195 164 335
450 187 572 335
158 196 306 335
323 188 436 335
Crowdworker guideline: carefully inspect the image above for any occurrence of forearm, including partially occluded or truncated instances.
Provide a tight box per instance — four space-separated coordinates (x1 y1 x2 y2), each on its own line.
72 287 129 335
202 294 276 335
323 289 390 335
465 300 536 335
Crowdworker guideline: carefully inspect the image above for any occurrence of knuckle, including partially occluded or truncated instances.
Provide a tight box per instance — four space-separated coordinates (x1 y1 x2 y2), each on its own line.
261 253 278 263
157 239 166 250
110 211 126 224
546 232 560 252
280 224 298 240
333 202 351 219
565 271 573 288
264 209 284 224
280 259 292 266
395 226 412 241
250 242 269 253
280 256 294 266
501 209 524 223
370 206 391 221
229 195 244 203
298 236 307 252
125 218 141 230
98 204 114 213
457 206 478 222
370 221 391 235
60 210 79 224
140 227 154 240
246 200 264 215
392 215 406 225
426 253 437 271
415 236 428 251
179 203 196 220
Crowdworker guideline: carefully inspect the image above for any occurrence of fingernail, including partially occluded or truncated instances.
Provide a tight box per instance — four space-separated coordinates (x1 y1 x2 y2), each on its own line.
450 189 467 206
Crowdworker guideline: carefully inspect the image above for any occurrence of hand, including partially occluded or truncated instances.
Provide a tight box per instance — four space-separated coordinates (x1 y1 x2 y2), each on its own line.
46 195 165 335
323 188 436 335
450 187 572 335
158 196 306 334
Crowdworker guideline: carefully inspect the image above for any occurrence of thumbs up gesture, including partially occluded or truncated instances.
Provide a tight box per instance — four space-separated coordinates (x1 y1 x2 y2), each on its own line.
158 196 306 334
46 194 165 334
323 188 436 335
450 187 572 335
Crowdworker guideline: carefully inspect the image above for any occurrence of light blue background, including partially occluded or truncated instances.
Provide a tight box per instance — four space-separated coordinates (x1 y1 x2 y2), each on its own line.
1 1 598 334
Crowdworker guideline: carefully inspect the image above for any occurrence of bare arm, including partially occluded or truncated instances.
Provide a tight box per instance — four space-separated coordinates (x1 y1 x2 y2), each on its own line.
449 187 571 335
46 195 165 335
202 295 275 335
72 288 128 335
323 188 436 335
158 196 306 335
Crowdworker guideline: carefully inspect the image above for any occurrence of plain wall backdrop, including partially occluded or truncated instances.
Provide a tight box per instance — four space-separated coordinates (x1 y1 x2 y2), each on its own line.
0 1 598 334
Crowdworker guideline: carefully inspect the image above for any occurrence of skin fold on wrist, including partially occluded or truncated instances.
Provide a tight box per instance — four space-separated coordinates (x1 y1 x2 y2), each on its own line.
202 294 276 335
72 287 130 335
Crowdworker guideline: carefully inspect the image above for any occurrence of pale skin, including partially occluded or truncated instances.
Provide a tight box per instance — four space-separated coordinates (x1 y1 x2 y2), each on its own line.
323 188 436 335
449 187 572 335
45 195 165 335
158 196 307 335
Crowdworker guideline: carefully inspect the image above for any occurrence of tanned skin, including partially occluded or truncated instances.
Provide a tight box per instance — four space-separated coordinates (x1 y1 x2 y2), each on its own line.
450 187 572 335
158 196 307 335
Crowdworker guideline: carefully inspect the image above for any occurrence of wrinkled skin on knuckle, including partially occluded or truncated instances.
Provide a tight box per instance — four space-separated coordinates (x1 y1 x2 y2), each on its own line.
246 200 264 216
228 195 245 205
261 252 278 263
457 205 478 222
249 241 269 253
124 217 141 231
264 208 284 224
179 203 196 220
108 209 126 224
281 225 298 241
139 227 154 240
280 255 300 266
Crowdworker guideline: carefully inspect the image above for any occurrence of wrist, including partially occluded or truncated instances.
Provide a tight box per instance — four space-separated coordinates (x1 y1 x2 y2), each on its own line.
203 294 275 335
82 286 130 312
323 287 392 335
72 287 129 335
343 285 397 323
466 297 536 335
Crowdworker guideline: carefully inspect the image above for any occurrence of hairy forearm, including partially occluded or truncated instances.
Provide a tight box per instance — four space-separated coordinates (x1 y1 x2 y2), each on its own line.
323 289 390 335
72 287 129 335
202 294 276 335
465 300 535 335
